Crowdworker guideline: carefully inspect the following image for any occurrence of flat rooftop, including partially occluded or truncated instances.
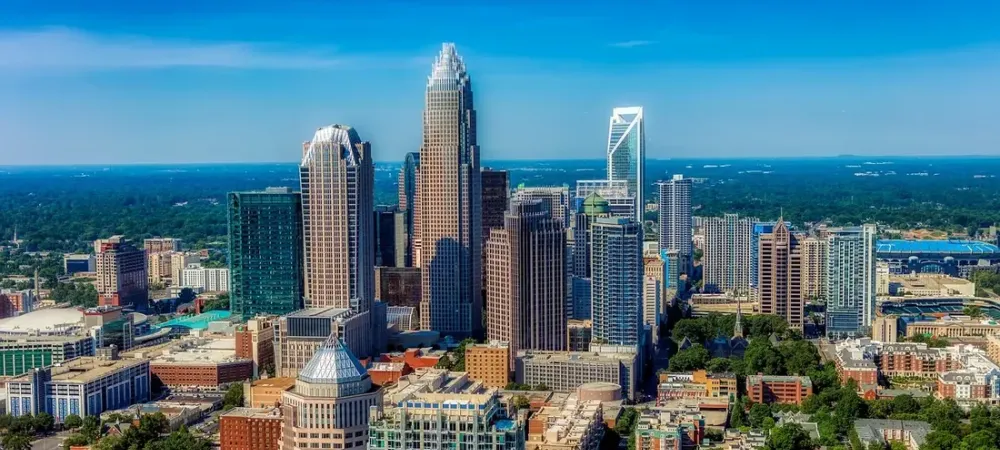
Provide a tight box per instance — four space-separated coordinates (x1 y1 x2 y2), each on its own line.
877 239 999 255
222 407 282 419
10 356 146 384
518 350 637 364
0 308 84 334
133 337 244 365
282 307 352 319
250 377 296 389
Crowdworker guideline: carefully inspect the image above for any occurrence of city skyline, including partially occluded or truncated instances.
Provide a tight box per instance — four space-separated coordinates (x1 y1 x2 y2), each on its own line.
4 2 1000 164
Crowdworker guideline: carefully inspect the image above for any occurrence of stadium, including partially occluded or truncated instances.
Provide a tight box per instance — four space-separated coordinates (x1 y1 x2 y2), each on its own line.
880 297 1000 319
876 239 1000 276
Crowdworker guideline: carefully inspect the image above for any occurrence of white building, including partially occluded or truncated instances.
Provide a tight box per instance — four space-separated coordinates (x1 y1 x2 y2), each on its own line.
606 106 645 222
657 175 693 274
825 224 877 339
181 264 230 292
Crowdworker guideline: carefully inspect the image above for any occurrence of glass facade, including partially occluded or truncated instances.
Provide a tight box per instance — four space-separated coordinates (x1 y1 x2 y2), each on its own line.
826 225 877 339
228 188 304 318
590 218 643 347
606 107 644 221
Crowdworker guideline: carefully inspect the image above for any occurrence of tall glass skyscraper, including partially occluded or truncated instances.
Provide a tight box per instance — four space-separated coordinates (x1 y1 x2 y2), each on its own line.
397 152 420 267
227 187 303 317
606 106 645 221
825 224 877 339
590 217 643 348
418 43 482 338
657 175 693 273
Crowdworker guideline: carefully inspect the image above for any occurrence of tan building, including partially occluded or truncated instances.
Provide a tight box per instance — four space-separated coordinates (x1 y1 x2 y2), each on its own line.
465 342 510 388
904 316 1000 338
144 238 182 253
986 334 1000 365
236 316 276 378
418 44 482 337
169 252 200 287
147 251 171 286
527 394 604 450
94 236 148 309
800 237 828 301
274 307 372 378
872 316 899 342
758 222 805 330
279 338 382 450
877 262 891 296
486 200 566 369
244 377 297 408
890 274 976 297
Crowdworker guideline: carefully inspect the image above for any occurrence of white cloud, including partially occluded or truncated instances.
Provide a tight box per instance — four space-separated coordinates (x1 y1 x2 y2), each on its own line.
0 27 350 71
609 40 656 49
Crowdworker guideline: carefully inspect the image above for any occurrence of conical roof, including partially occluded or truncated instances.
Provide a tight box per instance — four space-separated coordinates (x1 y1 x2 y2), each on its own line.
298 337 368 385
582 192 610 216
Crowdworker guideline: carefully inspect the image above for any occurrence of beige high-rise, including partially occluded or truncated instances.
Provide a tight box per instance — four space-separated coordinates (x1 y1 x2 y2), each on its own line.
486 200 566 370
300 125 374 315
418 43 482 338
758 221 804 330
800 237 828 301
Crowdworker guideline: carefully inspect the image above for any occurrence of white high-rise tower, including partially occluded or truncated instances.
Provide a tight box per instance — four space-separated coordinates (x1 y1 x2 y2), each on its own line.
607 106 645 221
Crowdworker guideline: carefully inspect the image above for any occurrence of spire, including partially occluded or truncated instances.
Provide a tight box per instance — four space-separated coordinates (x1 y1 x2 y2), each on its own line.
733 292 744 338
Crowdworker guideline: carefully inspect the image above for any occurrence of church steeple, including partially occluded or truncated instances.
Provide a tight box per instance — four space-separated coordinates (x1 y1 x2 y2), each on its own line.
733 292 744 338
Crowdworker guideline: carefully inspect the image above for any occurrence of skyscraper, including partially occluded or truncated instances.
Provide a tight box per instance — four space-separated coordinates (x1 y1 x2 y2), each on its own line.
486 200 566 370
397 152 420 267
94 236 148 310
825 224 877 339
574 179 635 219
373 205 406 268
228 188 304 317
481 168 509 255
758 221 804 331
750 221 791 290
590 217 643 349
703 214 756 294
569 193 612 320
657 175 693 273
512 186 571 228
800 236 828 301
418 43 482 338
300 125 374 314
606 107 645 221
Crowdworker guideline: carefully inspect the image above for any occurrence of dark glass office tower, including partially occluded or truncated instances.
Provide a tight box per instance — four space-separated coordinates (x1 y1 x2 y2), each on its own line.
228 187 304 317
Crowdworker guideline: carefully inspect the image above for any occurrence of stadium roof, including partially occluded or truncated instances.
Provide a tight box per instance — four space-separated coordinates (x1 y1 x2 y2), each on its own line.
876 239 1000 255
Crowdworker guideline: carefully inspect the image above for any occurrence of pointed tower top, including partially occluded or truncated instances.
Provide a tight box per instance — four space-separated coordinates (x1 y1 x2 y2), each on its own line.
733 294 744 339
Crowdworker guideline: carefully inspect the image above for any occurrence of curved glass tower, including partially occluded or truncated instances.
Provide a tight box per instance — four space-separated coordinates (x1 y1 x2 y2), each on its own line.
606 106 645 221
418 43 482 338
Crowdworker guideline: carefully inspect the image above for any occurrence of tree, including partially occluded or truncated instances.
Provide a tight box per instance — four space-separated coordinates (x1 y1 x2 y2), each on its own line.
762 417 777 431
81 415 102 442
512 395 530 410
223 383 244 410
921 431 960 450
63 413 83 430
959 430 996 450
963 305 984 318
668 344 710 371
92 434 123 450
435 354 453 370
764 423 814 450
749 403 772 429
145 428 212 450
779 340 820 375
1 434 32 450
706 357 733 373
63 434 90 450
672 319 712 344
834 389 867 420
534 383 549 391
33 412 55 434
745 338 784 375
890 395 920 416
730 402 747 428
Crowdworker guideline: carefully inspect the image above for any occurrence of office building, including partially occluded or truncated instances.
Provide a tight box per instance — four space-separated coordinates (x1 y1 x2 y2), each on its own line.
368 391 524 450
6 355 150 422
386 306 417 332
220 407 283 450
374 266 421 310
567 320 592 352
574 179 635 219
236 316 276 378
279 338 383 450
746 374 813 405
0 335 95 376
872 316 899 343
63 254 95 275
131 337 252 390
146 251 171 286
144 238 182 254
643 277 661 340
568 193 611 321
512 186 572 228
465 342 510 388
657 175 693 273
515 350 639 401
758 221 805 330
826 225 878 339
94 236 148 309
590 217 643 348
702 214 755 294
606 106 645 221
374 205 406 268
182 265 230 292
486 200 566 369
274 307 373 378
418 43 482 338
398 152 421 268
750 221 790 290
228 188 304 317
801 237 828 301
482 168 510 248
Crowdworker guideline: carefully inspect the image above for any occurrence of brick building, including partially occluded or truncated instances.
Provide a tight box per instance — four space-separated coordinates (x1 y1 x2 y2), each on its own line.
220 407 282 450
465 342 510 388
244 378 296 408
235 316 275 378
746 374 812 405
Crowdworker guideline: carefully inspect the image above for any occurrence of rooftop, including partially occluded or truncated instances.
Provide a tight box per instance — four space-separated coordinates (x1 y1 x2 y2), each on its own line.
876 239 1000 255
250 377 297 389
222 407 282 420
153 310 232 331
282 307 352 319
0 308 84 334
298 338 368 384
133 337 245 365
747 374 813 386
854 419 931 447
10 356 147 384
517 350 637 364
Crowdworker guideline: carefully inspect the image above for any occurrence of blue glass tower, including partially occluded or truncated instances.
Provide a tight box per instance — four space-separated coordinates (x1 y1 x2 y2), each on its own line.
590 217 643 348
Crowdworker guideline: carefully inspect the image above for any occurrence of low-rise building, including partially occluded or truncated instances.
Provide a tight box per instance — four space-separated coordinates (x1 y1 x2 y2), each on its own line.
382 368 486 405
872 316 899 343
244 377 296 408
746 374 812 405
657 371 737 404
5 355 150 422
126 337 252 390
515 350 638 401
368 362 411 387
634 409 706 450
466 342 510 388
220 407 282 450
182 265 230 293
905 315 1000 339
235 316 275 378
888 274 975 297
854 419 931 450
527 394 604 450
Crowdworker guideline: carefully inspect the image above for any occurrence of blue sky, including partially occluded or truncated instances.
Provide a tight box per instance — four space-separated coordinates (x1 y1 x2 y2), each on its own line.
2 0 1000 164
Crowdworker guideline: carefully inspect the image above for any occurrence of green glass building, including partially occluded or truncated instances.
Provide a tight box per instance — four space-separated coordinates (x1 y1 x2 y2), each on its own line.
0 336 95 377
228 187 304 318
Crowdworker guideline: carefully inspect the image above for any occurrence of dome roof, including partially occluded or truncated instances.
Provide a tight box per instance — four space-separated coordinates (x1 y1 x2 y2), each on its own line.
582 192 610 216
298 337 368 385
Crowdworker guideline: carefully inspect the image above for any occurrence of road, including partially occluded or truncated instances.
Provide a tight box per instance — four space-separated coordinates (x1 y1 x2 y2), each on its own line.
32 431 73 450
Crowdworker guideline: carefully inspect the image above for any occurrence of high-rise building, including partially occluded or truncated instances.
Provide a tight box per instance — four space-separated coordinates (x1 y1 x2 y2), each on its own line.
606 106 645 221
374 205 405 268
94 236 148 309
181 265 230 292
143 238 181 254
274 307 374 378
569 193 613 320
702 214 756 294
657 175 693 273
512 186 571 228
590 217 643 348
481 168 509 244
368 391 524 450
485 200 566 370
575 179 635 219
750 221 791 291
758 221 804 330
643 276 661 339
825 224 878 339
397 152 420 267
169 252 200 287
279 338 383 450
801 237 829 301
228 188 304 317
418 43 482 338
